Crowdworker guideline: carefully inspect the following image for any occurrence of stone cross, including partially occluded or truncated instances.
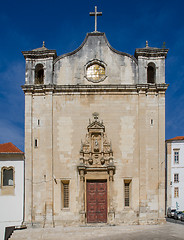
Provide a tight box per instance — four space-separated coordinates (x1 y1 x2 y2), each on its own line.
90 6 102 32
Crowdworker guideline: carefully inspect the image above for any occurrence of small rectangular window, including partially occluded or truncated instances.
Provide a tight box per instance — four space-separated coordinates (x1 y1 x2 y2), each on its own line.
61 180 69 208
174 187 179 198
124 180 131 207
174 173 179 183
38 119 40 126
35 139 38 148
2 167 14 186
174 151 179 164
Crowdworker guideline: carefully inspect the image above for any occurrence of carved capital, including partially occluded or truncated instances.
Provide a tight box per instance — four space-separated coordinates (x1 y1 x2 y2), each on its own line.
77 166 86 181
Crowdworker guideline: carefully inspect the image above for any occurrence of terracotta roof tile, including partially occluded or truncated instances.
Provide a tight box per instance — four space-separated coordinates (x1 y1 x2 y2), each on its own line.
0 142 23 153
166 136 184 141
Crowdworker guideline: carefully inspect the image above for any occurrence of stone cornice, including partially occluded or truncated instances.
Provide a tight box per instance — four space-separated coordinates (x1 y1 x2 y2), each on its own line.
22 50 57 60
21 84 168 94
77 165 116 174
134 48 169 58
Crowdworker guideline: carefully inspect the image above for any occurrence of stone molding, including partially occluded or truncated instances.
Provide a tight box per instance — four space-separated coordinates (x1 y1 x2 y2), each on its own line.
135 48 169 58
22 50 57 60
22 84 168 94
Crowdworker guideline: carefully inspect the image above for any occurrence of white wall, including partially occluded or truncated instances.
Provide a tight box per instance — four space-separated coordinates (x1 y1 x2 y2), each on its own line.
170 142 184 211
0 160 24 240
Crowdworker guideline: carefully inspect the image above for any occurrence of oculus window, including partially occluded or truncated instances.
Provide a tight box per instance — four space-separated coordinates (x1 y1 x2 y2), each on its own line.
85 60 106 83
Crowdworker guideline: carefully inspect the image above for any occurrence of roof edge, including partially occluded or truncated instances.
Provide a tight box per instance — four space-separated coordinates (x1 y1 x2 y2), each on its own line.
166 136 184 142
54 32 137 64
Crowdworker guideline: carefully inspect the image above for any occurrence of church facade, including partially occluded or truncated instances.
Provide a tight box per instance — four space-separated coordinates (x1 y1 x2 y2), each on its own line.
22 31 168 226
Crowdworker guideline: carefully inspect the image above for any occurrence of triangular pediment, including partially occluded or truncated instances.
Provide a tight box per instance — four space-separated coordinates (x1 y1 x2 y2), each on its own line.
87 112 105 132
87 121 105 131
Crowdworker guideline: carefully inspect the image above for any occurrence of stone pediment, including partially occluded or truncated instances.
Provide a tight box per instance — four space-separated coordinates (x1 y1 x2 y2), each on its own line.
87 120 105 131
54 32 136 63
78 113 115 180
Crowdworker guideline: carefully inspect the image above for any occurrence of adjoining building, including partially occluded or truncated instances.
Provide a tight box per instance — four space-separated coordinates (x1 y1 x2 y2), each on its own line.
21 10 168 226
166 136 184 212
0 142 24 240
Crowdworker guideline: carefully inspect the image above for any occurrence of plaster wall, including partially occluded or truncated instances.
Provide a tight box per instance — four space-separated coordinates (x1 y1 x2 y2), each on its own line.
0 160 24 240
170 142 184 211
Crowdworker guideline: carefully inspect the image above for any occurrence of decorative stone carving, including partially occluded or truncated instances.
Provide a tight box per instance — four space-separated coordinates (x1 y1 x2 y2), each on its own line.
78 113 115 179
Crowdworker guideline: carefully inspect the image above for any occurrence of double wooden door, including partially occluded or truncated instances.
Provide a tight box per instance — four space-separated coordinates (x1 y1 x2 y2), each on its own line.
87 180 107 223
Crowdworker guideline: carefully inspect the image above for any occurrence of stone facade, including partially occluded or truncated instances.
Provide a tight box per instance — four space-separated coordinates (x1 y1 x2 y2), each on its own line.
22 32 168 226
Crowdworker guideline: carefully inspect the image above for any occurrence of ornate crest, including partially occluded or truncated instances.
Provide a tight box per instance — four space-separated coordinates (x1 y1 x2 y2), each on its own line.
78 113 115 180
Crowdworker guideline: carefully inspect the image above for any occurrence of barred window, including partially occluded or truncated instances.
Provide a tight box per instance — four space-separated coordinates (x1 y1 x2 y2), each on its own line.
124 181 130 207
174 173 179 183
61 181 69 208
174 187 179 198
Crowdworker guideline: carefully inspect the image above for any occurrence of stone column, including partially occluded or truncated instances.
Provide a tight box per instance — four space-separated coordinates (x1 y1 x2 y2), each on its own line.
108 169 115 224
78 167 86 224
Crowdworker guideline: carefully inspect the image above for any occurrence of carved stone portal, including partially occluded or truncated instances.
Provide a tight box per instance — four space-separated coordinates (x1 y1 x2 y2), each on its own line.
77 113 115 224
78 113 115 179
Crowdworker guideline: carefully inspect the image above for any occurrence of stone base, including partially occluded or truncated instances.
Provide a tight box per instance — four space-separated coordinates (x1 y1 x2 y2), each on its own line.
79 211 86 224
108 211 115 224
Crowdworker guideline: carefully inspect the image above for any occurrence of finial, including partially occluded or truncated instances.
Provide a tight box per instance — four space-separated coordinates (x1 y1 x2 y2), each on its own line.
162 42 166 49
92 112 99 121
42 41 45 47
146 41 148 48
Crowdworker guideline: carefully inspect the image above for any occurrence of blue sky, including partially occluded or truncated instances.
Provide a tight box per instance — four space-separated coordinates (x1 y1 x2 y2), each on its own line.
0 0 183 151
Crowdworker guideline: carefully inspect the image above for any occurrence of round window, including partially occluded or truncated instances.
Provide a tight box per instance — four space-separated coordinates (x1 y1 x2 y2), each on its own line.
86 64 105 82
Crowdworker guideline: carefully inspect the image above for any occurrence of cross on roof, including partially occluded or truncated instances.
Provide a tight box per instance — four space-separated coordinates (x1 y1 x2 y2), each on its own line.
90 6 102 32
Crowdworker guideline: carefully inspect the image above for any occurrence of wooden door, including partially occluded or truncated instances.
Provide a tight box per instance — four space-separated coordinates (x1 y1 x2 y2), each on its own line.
87 180 107 223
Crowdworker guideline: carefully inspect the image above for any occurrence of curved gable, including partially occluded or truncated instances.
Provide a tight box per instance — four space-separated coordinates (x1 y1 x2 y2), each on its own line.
54 32 138 85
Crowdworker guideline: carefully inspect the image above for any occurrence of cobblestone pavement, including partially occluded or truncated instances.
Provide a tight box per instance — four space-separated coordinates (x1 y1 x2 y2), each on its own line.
11 222 184 240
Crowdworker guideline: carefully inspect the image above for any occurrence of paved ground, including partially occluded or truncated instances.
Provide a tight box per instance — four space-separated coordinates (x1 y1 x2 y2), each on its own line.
11 222 184 240
166 217 184 225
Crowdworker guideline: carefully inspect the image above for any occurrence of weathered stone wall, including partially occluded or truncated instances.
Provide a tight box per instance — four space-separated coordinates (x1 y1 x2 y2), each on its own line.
24 89 166 225
23 32 167 226
54 33 138 85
